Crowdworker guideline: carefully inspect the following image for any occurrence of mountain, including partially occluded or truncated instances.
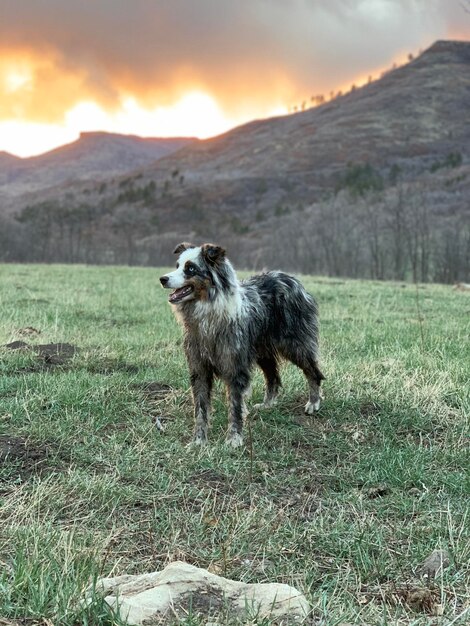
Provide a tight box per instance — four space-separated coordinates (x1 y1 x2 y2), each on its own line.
1 40 469 282
0 151 21 168
136 39 469 211
0 132 197 196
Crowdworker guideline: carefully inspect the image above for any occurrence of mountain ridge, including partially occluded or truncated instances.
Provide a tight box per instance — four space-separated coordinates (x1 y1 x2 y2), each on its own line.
0 40 468 282
0 133 198 196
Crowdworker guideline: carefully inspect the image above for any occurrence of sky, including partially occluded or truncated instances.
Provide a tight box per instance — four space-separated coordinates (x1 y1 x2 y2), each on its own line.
0 0 468 157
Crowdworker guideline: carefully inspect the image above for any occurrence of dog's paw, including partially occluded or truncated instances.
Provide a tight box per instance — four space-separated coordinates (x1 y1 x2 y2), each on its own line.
225 432 244 448
188 434 208 447
304 399 321 415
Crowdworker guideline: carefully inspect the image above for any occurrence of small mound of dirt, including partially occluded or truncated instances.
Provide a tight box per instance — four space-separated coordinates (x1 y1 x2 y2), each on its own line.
364 484 391 499
3 340 30 350
132 381 173 399
0 435 52 478
3 341 79 368
17 326 41 337
36 343 78 364
362 583 442 615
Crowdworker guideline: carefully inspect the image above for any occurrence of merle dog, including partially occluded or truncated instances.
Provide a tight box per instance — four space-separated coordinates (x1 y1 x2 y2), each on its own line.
160 243 324 446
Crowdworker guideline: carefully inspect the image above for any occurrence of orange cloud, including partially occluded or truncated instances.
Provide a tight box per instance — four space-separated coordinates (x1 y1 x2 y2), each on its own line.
0 1 467 156
0 48 120 124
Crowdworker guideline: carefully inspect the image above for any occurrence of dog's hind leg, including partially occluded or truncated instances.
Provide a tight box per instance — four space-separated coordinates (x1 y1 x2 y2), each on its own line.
190 366 213 445
281 346 324 415
226 371 250 447
254 356 281 409
303 361 324 415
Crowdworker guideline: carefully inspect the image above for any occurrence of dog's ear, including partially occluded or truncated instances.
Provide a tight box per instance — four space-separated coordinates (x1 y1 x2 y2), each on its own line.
173 242 195 255
201 243 225 264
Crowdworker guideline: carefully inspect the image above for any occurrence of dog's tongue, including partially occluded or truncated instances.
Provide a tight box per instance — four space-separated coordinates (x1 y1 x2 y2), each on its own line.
169 286 192 303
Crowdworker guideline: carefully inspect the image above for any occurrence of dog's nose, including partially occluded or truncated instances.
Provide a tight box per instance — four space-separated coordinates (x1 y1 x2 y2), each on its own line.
160 276 169 287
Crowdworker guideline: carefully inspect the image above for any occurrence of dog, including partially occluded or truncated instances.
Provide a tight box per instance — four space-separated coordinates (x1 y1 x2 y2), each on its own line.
160 242 324 446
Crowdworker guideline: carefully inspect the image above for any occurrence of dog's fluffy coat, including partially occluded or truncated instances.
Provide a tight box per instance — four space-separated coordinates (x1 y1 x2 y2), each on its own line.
160 243 324 446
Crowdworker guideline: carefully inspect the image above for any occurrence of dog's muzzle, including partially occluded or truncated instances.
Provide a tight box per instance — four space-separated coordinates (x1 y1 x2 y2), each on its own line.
160 276 194 304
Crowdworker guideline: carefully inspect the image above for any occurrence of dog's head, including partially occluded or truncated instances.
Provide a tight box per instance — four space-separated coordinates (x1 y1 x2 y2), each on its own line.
159 242 226 304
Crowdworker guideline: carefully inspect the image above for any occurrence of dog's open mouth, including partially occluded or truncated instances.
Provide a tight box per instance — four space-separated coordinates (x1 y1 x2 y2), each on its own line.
169 285 193 304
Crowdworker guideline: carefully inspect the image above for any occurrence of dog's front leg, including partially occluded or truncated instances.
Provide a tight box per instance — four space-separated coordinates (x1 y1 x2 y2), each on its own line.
190 367 213 445
226 372 250 447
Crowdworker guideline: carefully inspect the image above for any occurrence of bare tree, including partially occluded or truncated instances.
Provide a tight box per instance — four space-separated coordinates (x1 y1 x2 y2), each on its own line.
385 184 408 280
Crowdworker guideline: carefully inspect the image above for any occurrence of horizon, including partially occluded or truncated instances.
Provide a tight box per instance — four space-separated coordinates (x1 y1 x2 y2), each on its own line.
2 36 468 162
1 1 469 158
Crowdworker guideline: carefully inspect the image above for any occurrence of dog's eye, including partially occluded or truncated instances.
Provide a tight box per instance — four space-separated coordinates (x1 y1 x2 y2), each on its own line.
186 264 196 275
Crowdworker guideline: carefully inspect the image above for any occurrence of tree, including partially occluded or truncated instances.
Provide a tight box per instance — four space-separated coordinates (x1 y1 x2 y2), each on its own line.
385 185 408 280
110 203 152 265
16 201 55 261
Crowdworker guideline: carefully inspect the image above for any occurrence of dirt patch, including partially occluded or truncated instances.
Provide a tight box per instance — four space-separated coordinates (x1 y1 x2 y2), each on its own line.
16 327 41 337
0 435 57 479
361 583 443 615
132 381 173 399
363 484 392 499
36 343 77 364
3 341 30 350
359 401 381 417
188 468 234 494
175 584 226 618
138 585 227 625
3 341 79 371
268 487 320 515
131 381 177 432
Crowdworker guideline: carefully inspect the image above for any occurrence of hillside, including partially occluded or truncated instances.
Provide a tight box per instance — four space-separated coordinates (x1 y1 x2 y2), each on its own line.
136 40 470 213
0 151 22 168
0 40 469 282
0 132 197 196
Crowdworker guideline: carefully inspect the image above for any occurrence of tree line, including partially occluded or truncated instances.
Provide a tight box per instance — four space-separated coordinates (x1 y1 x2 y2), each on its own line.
0 161 468 284
256 183 469 284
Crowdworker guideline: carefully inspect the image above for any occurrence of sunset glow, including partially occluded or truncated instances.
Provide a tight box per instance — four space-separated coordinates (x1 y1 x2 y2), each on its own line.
0 51 289 157
0 1 467 158
0 90 288 158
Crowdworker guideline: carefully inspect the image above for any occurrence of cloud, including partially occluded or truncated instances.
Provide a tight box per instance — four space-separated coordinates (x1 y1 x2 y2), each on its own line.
0 0 468 124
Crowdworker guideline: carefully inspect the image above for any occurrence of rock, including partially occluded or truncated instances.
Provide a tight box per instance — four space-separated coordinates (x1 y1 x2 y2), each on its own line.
418 549 450 578
93 561 310 625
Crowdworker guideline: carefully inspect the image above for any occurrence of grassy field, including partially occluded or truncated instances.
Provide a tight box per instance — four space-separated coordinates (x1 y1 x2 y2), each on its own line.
0 263 468 625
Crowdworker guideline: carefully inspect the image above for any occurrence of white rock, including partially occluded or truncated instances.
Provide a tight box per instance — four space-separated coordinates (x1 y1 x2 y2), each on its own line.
94 561 310 625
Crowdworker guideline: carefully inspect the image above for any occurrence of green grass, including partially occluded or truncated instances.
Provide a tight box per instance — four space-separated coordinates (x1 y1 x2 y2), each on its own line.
0 264 469 625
